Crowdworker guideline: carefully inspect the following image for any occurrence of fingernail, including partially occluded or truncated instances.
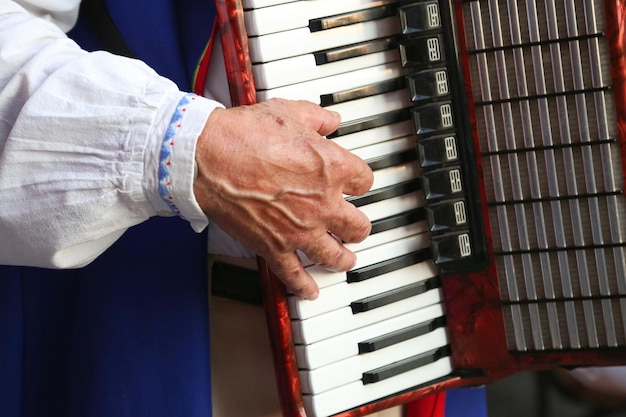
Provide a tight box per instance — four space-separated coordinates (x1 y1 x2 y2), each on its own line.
299 289 319 301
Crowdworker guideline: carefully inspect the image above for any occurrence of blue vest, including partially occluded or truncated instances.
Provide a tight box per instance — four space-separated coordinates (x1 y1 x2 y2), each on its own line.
0 2 216 416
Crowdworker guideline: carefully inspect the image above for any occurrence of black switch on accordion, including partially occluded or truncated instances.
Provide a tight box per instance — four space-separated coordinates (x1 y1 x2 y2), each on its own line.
397 0 488 274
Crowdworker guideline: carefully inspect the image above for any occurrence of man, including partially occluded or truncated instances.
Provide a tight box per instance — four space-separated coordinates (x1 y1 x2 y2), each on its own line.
0 1 372 416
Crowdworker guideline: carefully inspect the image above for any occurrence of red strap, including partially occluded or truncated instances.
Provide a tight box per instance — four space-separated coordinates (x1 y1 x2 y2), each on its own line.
192 18 218 96
405 392 446 417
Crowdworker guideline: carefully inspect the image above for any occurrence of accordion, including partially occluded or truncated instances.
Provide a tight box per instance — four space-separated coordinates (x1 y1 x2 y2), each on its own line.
215 0 626 415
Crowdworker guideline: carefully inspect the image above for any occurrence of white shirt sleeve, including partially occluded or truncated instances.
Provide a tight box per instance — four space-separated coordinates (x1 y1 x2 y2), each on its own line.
12 0 80 31
0 1 218 268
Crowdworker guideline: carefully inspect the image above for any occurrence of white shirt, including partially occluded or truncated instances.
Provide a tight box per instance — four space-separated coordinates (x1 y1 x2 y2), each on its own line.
0 0 222 268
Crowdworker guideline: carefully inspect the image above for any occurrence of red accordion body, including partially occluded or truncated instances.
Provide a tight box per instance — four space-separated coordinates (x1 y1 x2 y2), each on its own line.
215 0 626 415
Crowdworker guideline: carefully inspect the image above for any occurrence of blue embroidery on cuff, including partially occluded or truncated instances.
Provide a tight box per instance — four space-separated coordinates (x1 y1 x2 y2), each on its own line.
158 93 197 216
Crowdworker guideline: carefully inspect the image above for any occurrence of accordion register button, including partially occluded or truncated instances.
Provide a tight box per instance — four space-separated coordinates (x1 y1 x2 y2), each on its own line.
421 166 464 200
425 198 468 232
411 101 454 135
398 0 442 34
407 68 450 102
431 231 473 266
399 34 445 68
417 134 459 167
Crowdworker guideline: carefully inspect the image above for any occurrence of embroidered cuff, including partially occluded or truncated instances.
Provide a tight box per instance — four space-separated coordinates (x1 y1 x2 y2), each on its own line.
146 92 222 232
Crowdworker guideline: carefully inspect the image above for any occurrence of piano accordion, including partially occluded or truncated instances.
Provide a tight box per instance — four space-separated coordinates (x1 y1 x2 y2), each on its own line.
215 0 626 415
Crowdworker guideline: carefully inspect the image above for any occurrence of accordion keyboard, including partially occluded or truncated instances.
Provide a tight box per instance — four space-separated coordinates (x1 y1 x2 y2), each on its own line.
243 0 466 415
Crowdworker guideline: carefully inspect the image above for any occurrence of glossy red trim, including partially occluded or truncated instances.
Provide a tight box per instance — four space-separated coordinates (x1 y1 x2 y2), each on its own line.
606 0 626 184
215 0 257 106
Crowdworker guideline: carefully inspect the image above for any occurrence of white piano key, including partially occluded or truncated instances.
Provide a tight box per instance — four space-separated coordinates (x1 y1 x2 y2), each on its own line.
359 190 425 223
369 161 421 191
248 17 401 63
345 218 428 253
244 0 397 36
300 327 448 394
303 355 453 417
295 208 427 271
257 62 405 101
351 136 416 162
332 120 416 151
291 288 443 344
242 0 292 9
327 90 413 126
304 233 431 289
253 49 400 90
296 304 445 369
290 256 437 319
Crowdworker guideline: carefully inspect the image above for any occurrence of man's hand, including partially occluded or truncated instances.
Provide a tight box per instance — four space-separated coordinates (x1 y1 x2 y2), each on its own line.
194 98 374 300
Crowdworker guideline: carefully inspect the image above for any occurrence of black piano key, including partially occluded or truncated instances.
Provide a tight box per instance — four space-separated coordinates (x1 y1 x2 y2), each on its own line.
398 0 442 34
426 199 468 232
407 68 450 102
399 34 445 68
351 276 441 313
362 345 451 384
370 209 425 235
421 166 464 200
347 248 431 283
358 316 447 353
309 5 396 32
367 148 417 171
320 77 406 106
411 101 454 135
346 179 421 208
328 108 411 138
314 37 397 65
417 134 459 168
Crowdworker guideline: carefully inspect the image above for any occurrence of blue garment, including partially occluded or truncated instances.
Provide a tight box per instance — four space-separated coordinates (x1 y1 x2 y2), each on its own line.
0 1 216 416
446 388 487 417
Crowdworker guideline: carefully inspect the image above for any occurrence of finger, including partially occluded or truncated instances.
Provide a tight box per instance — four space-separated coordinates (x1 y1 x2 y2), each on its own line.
274 98 341 136
302 231 358 272
266 252 320 300
327 199 372 244
338 151 374 196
